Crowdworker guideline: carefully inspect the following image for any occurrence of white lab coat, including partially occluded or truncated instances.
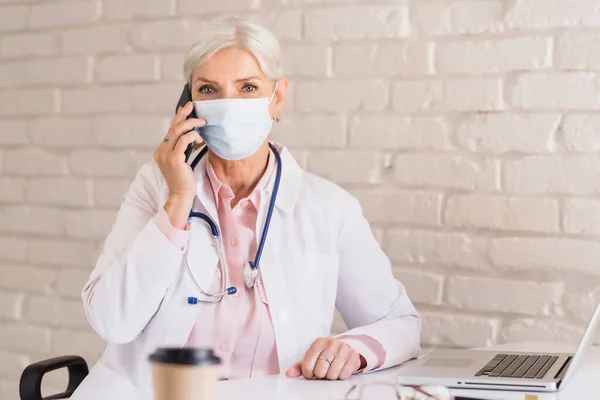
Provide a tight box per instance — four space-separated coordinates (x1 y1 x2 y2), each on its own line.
72 143 421 400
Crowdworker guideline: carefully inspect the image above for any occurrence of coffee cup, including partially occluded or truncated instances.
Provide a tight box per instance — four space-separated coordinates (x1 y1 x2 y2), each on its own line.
149 347 221 400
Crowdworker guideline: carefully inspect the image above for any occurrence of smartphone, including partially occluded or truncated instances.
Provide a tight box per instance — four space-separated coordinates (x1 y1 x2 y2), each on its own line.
175 84 198 163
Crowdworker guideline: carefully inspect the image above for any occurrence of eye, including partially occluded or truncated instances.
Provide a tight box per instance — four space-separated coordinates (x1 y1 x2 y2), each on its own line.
242 84 257 92
199 85 215 94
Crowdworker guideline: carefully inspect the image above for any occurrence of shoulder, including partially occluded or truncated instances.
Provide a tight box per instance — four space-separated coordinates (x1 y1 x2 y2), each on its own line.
296 170 361 215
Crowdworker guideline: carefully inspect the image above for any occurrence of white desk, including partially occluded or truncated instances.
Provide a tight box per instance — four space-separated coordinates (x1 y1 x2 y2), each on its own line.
215 342 600 399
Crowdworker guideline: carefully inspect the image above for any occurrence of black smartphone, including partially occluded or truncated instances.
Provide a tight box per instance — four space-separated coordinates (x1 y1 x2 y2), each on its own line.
175 84 198 163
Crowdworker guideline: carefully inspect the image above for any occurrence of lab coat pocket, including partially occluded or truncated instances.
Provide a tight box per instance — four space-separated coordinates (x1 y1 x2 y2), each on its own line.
294 253 339 328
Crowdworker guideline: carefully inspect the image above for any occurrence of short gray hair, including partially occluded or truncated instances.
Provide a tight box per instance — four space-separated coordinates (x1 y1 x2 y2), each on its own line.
183 17 283 85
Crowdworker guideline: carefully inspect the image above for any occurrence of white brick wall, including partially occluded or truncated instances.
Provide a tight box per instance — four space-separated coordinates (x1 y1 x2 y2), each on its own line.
2 1 600 398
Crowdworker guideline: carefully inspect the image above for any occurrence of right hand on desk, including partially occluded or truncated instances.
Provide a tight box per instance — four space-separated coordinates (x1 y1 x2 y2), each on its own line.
154 101 206 201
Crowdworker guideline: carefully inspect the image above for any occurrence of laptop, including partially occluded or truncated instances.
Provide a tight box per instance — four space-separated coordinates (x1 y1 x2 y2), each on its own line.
397 301 600 392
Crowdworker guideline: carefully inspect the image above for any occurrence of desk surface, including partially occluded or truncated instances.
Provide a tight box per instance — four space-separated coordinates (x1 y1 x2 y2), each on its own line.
215 342 600 400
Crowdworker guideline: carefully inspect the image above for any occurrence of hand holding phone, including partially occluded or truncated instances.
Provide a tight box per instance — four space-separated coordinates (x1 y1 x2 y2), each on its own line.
175 84 202 162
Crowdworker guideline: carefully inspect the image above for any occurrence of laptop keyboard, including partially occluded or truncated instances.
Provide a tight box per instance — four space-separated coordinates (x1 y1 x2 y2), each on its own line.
475 354 558 379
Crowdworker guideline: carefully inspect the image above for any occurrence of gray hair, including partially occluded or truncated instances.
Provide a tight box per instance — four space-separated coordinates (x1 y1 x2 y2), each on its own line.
183 17 283 85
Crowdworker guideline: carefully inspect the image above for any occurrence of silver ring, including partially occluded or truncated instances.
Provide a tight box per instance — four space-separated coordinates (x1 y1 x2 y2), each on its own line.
162 137 169 143
318 355 333 365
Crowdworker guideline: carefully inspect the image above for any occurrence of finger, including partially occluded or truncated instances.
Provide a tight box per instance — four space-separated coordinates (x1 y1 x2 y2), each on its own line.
173 129 201 157
313 340 340 379
301 338 327 380
285 362 302 378
338 352 362 380
174 118 206 137
172 101 194 127
325 344 352 380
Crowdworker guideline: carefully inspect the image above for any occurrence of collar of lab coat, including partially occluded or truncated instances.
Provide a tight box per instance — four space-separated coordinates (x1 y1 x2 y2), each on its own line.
193 141 302 222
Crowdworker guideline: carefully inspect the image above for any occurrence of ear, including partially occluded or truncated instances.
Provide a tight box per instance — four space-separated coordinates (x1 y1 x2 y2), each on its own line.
269 78 289 119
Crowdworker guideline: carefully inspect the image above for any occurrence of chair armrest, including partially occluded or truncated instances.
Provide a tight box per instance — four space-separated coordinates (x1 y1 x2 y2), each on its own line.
19 356 88 400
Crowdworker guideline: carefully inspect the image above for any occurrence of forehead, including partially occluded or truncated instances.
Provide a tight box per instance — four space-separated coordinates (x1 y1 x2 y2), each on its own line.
191 47 268 82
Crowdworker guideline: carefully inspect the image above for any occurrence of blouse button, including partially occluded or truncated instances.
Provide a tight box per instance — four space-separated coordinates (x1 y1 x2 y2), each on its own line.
230 237 238 246
220 342 229 352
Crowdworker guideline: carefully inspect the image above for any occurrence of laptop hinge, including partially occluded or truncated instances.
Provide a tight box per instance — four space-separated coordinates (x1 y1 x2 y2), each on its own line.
554 356 572 381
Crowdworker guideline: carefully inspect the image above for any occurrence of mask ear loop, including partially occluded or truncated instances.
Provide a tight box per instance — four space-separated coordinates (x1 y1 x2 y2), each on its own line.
268 81 279 104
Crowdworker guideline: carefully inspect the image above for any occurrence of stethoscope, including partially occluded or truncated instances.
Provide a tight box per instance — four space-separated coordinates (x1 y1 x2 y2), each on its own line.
186 142 282 305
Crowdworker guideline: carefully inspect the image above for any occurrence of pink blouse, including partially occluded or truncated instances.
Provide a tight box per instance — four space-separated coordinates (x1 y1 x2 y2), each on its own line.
154 151 385 378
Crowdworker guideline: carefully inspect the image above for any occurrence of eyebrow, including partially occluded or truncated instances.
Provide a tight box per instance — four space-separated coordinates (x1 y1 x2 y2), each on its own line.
194 76 262 85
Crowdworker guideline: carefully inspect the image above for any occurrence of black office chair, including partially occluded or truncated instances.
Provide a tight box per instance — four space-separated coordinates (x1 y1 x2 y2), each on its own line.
19 356 88 400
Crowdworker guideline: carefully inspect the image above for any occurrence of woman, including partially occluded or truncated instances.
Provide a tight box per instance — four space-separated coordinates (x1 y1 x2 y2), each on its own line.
73 17 420 399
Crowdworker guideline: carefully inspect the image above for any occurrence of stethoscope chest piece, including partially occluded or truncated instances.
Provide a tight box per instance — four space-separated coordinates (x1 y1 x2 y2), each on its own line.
244 262 259 289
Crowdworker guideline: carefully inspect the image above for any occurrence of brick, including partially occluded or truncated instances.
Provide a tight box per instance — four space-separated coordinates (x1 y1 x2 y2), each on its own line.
445 196 559 233
448 277 563 315
385 230 489 269
67 149 139 178
28 238 95 267
502 319 583 344
490 237 600 273
25 58 92 86
4 149 67 176
96 54 159 83
0 62 24 88
557 32 600 70
30 118 95 148
0 323 51 353
65 210 117 240
159 53 183 81
457 114 559 153
565 287 600 321
307 151 386 184
436 37 551 74
57 268 90 298
511 73 600 110
506 0 600 29
563 115 600 152
0 120 27 145
130 20 199 51
0 351 29 379
61 86 132 115
1 32 59 59
0 177 26 203
296 81 388 112
305 5 408 41
0 89 57 117
267 10 302 42
412 1 504 36
131 82 182 113
60 26 130 55
95 179 131 207
392 79 503 112
52 329 106 362
102 0 174 20
272 115 345 148
0 5 27 32
352 189 442 226
179 0 258 13
394 155 499 191
0 265 57 294
564 199 600 235
504 156 600 194
0 237 28 262
283 45 330 77
29 1 100 29
392 267 444 305
421 312 498 348
26 178 93 207
93 116 170 149
349 115 450 150
23 296 88 329
334 42 432 77
0 206 64 236
0 291 23 321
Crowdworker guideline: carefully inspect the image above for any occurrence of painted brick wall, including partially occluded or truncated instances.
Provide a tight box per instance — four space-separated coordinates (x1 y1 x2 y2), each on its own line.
2 0 600 398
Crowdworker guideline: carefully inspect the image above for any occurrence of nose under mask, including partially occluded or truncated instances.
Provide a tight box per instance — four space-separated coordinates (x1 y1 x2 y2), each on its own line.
193 84 277 161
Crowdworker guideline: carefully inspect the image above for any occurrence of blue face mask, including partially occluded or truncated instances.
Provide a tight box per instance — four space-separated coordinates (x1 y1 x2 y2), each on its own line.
193 83 278 160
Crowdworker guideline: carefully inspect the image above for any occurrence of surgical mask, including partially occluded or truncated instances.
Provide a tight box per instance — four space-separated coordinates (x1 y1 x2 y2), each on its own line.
193 83 278 161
